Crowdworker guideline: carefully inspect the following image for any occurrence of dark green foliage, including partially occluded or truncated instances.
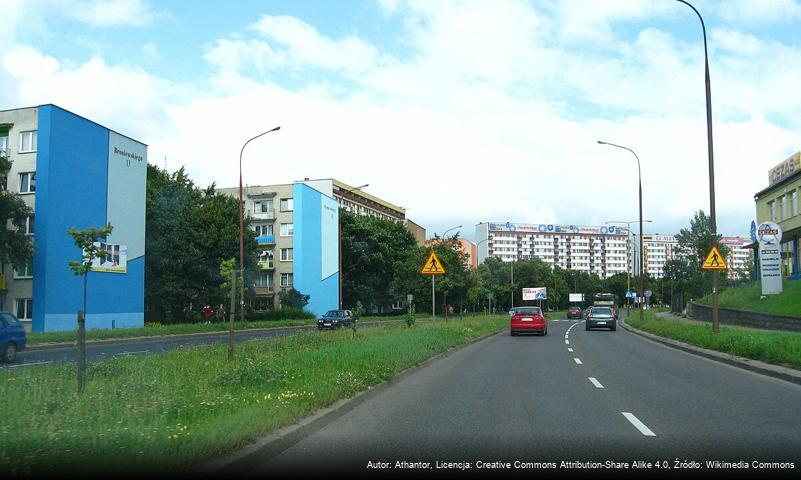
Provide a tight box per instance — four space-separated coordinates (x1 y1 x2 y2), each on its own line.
278 288 310 310
0 152 34 270
341 209 419 311
144 165 258 323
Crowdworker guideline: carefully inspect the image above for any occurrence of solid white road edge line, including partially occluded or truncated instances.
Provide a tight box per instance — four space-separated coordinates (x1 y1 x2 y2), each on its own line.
588 377 604 388
6 361 52 368
622 412 656 436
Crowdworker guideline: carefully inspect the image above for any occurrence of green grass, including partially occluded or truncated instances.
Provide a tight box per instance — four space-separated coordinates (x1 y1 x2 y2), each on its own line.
697 280 801 316
626 309 801 370
0 314 508 476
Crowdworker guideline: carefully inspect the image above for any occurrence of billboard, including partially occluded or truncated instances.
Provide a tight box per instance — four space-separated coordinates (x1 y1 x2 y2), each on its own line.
569 293 584 302
758 222 783 295
768 151 801 186
522 287 547 300
488 222 623 235
89 242 127 273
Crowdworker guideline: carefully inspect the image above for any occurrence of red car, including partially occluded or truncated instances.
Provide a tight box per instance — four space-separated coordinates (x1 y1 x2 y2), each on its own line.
566 306 582 319
510 307 548 336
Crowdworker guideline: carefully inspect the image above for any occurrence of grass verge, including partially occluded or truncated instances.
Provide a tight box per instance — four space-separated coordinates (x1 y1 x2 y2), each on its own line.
626 309 801 370
0 314 507 476
696 279 801 316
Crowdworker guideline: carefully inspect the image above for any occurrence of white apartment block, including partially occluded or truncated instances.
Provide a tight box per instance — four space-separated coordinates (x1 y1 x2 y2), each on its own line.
642 234 753 280
476 222 628 279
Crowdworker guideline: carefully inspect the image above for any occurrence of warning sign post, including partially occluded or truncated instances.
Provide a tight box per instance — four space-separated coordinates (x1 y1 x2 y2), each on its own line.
421 252 446 326
702 246 728 270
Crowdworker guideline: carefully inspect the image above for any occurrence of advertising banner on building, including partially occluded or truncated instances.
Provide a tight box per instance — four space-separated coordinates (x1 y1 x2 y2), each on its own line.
89 242 127 273
757 221 783 295
488 222 623 235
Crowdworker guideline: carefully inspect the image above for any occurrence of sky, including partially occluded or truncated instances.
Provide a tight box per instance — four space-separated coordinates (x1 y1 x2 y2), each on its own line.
2 0 800 243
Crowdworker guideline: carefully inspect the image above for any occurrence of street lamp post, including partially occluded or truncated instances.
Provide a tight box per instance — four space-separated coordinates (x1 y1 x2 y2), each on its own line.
338 183 369 310
675 0 720 333
476 238 489 315
606 220 652 304
239 126 280 329
598 141 644 323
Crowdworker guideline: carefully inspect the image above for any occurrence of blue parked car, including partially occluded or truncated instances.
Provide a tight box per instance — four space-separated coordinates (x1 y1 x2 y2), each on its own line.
1 312 27 362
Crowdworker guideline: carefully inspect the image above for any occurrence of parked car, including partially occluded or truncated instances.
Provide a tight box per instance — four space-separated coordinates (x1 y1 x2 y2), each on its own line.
566 306 582 319
1 312 27 363
585 306 616 331
510 307 548 336
317 310 354 330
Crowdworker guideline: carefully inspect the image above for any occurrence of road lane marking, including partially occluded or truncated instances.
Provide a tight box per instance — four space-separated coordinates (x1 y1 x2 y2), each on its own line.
114 350 150 357
568 348 574 352
565 340 569 345
5 361 52 368
588 377 604 388
573 358 582 365
622 412 656 436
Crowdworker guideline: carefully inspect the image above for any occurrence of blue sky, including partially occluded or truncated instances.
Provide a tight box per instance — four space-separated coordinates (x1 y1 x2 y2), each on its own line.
3 0 801 241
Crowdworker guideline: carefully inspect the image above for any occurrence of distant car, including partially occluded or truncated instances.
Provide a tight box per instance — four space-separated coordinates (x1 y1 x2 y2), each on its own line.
585 306 616 331
317 310 354 330
510 307 548 336
1 312 27 362
566 306 582 319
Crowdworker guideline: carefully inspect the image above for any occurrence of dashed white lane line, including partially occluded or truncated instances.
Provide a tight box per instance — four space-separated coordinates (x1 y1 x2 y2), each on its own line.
574 357 583 365
588 377 604 388
565 340 569 345
5 361 52 368
568 348 574 352
622 412 656 436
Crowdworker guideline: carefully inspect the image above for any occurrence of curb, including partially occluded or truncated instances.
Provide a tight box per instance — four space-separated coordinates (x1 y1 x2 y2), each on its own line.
619 315 801 386
196 327 505 475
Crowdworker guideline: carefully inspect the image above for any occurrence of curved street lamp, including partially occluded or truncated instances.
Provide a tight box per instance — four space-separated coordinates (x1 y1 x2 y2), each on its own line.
675 0 720 333
239 126 280 332
597 140 645 323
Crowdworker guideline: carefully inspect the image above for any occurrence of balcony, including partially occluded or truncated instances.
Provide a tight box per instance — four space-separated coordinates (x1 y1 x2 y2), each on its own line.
253 286 275 296
258 260 275 270
255 235 275 245
252 210 276 221
0 274 5 291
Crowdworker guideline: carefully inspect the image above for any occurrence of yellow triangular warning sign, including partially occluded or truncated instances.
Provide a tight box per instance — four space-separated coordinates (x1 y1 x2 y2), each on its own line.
420 251 446 275
702 245 728 270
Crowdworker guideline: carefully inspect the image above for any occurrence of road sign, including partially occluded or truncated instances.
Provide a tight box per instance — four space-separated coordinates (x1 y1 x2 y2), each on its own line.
420 252 446 275
702 246 728 270
644 290 652 298
625 290 636 299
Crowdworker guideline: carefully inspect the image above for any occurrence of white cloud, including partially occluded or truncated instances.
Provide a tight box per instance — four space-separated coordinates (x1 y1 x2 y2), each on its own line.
69 0 158 28
718 0 801 23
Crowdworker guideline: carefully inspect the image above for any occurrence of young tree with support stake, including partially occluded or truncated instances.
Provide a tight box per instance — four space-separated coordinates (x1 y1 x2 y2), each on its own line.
68 223 113 393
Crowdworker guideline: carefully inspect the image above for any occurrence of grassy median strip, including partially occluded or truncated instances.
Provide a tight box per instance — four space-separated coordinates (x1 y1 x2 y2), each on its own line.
626 310 801 370
0 315 507 476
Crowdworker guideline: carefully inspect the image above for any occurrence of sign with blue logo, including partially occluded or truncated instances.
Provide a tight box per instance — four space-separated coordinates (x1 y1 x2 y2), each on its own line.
750 220 757 244
625 290 636 299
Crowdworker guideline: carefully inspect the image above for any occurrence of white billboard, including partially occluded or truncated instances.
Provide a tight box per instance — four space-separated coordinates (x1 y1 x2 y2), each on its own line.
758 221 783 295
569 293 584 302
522 287 547 300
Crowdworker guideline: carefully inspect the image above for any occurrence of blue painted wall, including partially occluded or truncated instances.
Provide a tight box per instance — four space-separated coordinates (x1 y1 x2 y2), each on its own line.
293 183 339 317
32 105 145 332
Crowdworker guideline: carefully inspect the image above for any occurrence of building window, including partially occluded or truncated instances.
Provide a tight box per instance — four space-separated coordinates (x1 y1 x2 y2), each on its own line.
19 172 35 193
0 135 8 154
792 190 798 217
769 201 776 222
255 224 273 236
780 195 788 221
280 248 293 261
24 215 34 235
14 261 33 279
280 223 294 237
254 199 273 213
19 131 37 153
280 198 293 212
280 273 293 287
16 298 33 320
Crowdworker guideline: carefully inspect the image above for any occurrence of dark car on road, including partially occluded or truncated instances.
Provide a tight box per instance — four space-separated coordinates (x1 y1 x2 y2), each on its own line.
317 310 354 330
1 312 27 362
510 307 548 336
585 306 616 331
566 306 582 319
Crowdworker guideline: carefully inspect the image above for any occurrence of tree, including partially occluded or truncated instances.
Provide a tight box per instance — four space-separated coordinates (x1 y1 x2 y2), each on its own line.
0 152 34 271
674 210 729 298
278 288 310 309
341 210 418 312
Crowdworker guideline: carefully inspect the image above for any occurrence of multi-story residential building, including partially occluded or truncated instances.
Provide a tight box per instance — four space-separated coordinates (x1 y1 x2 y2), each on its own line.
1 105 146 332
642 234 753 280
218 178 417 314
754 151 801 280
475 222 628 279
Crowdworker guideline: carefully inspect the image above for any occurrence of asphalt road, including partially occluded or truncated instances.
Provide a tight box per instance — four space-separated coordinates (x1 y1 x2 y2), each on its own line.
240 317 801 476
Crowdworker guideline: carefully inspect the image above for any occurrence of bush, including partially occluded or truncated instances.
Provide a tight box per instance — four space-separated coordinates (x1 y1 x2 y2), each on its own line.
405 305 416 328
245 307 315 322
